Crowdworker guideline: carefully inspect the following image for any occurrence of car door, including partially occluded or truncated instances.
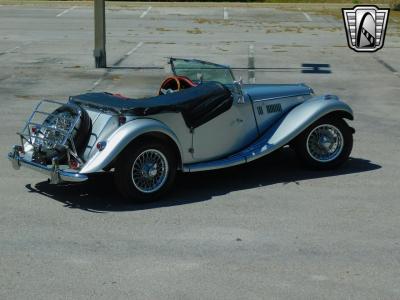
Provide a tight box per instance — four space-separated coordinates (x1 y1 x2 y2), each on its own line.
170 58 258 162
191 87 258 162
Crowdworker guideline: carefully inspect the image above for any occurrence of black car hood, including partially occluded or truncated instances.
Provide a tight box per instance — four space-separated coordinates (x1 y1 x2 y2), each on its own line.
243 83 313 101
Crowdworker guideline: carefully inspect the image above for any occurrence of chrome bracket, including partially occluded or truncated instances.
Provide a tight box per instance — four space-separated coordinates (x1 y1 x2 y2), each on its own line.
10 145 22 170
50 157 61 184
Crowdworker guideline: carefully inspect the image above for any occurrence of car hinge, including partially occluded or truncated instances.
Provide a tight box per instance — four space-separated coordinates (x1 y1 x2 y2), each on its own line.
189 127 195 155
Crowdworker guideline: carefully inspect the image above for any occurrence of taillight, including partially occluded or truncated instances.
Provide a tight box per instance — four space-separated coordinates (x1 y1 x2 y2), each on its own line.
69 159 79 170
96 141 107 151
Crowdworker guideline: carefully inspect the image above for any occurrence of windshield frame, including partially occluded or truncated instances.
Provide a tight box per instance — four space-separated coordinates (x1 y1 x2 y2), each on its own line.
169 57 236 84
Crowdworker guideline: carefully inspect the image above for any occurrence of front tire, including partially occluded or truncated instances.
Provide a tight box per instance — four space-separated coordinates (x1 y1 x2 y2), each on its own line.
114 139 177 202
294 118 353 170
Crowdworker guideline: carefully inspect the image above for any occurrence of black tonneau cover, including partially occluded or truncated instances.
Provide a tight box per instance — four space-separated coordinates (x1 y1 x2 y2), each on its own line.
70 82 233 129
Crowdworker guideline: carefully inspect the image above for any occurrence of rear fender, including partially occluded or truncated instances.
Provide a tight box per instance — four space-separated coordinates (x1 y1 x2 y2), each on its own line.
79 118 183 174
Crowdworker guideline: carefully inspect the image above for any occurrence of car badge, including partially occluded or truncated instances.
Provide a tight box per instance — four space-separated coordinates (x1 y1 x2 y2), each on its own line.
342 5 390 52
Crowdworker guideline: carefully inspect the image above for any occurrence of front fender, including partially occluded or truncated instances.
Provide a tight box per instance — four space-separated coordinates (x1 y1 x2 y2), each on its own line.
79 118 183 174
267 95 353 146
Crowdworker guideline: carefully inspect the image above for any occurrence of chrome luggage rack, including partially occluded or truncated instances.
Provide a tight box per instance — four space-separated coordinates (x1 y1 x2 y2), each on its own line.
16 99 83 166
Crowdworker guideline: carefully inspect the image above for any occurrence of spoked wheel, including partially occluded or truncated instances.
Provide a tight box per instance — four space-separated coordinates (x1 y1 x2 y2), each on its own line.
131 149 169 194
33 105 91 164
294 118 353 169
114 140 177 202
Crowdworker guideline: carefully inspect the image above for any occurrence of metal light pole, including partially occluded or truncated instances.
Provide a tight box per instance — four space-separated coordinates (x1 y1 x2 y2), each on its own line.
94 0 106 68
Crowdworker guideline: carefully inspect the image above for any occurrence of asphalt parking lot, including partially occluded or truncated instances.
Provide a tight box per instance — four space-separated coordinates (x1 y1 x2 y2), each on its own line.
1 2 400 299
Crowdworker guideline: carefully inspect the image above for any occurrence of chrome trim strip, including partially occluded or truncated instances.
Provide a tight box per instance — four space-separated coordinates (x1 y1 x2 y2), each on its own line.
252 93 310 103
183 154 246 172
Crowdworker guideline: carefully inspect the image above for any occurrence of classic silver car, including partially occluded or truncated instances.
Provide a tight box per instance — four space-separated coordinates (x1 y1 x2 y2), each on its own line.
8 58 354 201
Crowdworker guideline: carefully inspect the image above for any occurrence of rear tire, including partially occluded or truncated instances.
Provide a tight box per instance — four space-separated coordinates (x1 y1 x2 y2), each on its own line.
294 118 353 170
114 139 177 202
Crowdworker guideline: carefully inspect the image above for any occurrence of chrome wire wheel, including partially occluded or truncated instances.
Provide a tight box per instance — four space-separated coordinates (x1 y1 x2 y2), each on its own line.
35 111 77 149
306 124 344 163
131 149 169 194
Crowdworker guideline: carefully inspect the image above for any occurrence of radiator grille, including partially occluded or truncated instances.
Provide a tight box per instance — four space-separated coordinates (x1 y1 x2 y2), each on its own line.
257 106 264 115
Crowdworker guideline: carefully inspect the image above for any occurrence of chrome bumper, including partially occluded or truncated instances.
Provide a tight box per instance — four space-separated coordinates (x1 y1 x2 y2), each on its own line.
8 146 88 184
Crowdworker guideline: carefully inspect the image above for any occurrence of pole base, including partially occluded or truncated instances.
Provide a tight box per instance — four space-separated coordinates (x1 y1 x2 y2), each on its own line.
94 49 107 68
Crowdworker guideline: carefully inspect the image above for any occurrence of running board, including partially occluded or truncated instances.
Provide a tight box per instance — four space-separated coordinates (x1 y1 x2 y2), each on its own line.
182 130 279 172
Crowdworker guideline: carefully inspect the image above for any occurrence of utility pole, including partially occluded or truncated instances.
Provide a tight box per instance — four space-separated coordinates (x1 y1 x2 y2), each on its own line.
94 0 106 68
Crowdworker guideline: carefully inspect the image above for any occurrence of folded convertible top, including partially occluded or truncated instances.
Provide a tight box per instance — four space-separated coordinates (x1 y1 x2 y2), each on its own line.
70 82 233 129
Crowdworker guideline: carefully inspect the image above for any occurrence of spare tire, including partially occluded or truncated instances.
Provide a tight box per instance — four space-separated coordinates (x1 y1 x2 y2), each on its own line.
33 104 91 164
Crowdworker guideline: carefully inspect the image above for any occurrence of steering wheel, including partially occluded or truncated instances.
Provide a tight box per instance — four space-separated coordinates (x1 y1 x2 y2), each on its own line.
159 76 181 95
159 76 197 95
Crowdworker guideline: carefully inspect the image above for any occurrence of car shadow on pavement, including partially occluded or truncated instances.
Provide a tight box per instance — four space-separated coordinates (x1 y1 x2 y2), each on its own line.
25 149 381 213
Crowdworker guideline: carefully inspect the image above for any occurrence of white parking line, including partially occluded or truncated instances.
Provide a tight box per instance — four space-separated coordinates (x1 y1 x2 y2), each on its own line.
5 46 20 53
140 6 152 18
56 6 77 17
92 77 103 87
224 7 229 20
2 42 32 54
90 42 143 89
248 44 255 83
126 41 143 56
393 19 398 23
303 12 312 22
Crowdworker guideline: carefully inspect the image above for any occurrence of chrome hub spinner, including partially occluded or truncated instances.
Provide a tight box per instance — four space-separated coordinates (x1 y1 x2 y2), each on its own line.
306 124 344 162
